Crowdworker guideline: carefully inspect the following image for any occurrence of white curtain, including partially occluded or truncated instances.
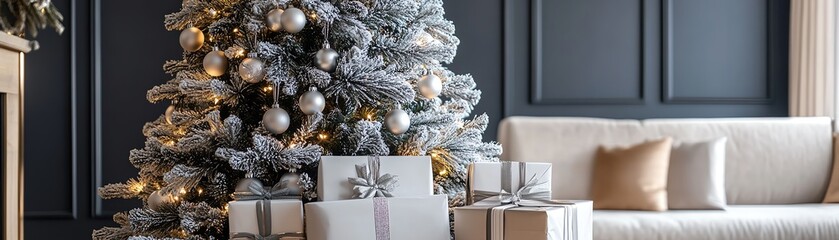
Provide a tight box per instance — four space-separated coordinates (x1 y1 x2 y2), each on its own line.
789 0 837 119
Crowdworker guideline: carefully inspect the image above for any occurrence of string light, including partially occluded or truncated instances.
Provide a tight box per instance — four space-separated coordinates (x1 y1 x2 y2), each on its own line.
179 187 187 195
416 32 435 47
235 48 246 58
232 28 239 33
164 140 176 146
262 85 273 93
317 132 329 141
429 149 454 178
174 128 187 136
361 108 377 121
130 182 145 193
213 97 221 105
196 187 204 195
208 8 219 18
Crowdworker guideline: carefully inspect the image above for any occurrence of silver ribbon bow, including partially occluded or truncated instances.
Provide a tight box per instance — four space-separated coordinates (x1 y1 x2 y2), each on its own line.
232 180 300 201
485 199 581 240
348 156 399 198
472 162 551 206
230 181 302 240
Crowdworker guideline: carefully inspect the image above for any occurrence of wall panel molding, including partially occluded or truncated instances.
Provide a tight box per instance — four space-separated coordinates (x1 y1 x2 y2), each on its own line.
23 0 78 220
529 0 645 105
90 0 112 218
662 0 773 104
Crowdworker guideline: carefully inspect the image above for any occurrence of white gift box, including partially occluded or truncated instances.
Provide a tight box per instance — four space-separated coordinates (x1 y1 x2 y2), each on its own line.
455 200 593 240
305 194 450 240
317 156 433 201
468 161 553 204
228 199 304 239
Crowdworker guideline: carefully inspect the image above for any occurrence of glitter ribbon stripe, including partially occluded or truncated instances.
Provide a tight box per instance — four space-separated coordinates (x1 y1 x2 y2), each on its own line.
373 197 391 240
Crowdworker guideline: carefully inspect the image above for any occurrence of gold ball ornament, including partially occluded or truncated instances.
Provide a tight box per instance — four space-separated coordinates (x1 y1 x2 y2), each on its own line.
238 54 266 83
281 7 307 33
203 50 228 77
266 9 285 32
179 27 205 52
418 73 443 98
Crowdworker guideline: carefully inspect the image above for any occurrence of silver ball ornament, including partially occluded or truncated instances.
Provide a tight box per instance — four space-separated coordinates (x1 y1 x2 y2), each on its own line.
165 104 176 124
263 104 291 134
281 7 307 33
203 50 228 77
238 56 266 83
278 172 302 195
266 9 284 32
179 27 205 52
299 87 326 115
418 73 443 98
315 47 339 72
385 108 411 134
235 177 264 192
147 190 173 211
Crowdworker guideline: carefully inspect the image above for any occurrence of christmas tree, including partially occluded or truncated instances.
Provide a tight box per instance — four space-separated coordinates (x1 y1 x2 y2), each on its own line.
0 0 63 38
93 0 501 239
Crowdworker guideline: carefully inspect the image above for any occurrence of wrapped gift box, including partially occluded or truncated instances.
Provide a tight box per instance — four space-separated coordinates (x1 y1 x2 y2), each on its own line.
454 200 593 240
468 161 553 204
317 156 432 201
229 199 304 239
305 194 450 240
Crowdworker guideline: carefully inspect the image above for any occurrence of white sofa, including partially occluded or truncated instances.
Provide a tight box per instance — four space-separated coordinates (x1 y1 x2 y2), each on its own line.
498 117 839 240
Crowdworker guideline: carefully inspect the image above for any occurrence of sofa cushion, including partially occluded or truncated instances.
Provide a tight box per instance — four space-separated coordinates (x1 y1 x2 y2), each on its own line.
644 118 833 204
498 117 833 204
592 138 672 211
593 204 839 240
824 134 839 203
668 137 727 210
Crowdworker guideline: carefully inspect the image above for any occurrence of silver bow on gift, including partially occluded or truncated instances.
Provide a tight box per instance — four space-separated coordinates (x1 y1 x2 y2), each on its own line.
472 164 551 206
499 167 551 205
348 156 399 198
230 181 303 240
232 180 300 201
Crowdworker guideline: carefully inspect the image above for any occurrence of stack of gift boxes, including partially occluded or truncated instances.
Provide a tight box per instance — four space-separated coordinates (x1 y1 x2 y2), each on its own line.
227 156 592 240
455 162 593 240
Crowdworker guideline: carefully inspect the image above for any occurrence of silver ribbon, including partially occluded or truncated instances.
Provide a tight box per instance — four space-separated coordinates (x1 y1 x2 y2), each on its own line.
373 197 391 240
348 156 399 198
470 162 551 205
485 199 580 240
230 181 303 240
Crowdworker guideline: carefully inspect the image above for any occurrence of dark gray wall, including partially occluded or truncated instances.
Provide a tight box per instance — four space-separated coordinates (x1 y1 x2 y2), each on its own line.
505 0 788 118
20 0 786 239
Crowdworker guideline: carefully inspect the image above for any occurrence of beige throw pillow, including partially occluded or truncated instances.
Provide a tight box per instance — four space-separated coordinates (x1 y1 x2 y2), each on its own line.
824 134 839 203
668 138 728 210
592 138 672 211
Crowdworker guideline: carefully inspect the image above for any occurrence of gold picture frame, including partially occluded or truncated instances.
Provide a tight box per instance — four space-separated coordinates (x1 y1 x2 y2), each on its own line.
0 32 29 240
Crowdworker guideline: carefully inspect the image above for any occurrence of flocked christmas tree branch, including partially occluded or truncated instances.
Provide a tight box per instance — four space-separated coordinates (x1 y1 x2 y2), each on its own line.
0 0 63 48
